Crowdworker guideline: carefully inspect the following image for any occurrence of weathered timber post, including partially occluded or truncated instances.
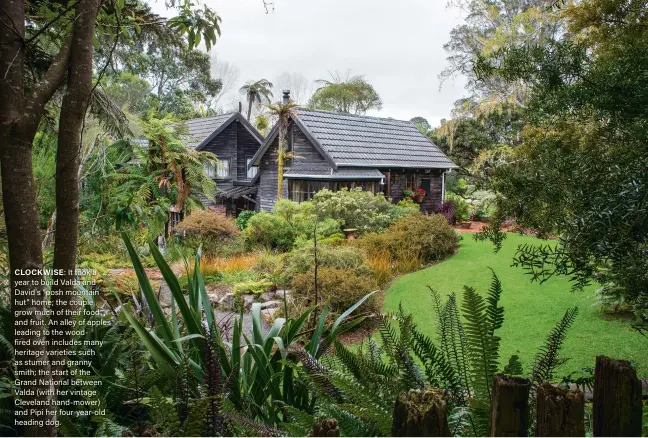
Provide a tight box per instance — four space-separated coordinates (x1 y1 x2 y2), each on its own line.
535 382 584 436
392 388 451 437
309 418 340 437
593 355 643 436
489 374 530 437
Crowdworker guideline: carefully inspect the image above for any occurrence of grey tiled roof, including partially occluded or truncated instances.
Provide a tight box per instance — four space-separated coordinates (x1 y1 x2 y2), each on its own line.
295 109 457 169
285 165 384 180
178 113 235 148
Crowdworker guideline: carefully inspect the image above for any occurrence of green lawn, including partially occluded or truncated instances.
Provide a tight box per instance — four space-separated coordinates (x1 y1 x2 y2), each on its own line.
383 233 647 377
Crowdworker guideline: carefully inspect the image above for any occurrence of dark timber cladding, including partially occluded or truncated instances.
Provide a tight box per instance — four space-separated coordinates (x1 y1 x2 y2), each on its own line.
179 112 264 215
250 107 458 212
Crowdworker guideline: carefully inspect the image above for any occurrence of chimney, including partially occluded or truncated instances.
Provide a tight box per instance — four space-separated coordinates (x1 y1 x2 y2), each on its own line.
238 101 243 113
282 90 290 105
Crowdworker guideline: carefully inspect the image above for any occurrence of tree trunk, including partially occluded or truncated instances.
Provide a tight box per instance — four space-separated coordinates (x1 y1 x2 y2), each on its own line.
535 382 584 437
391 389 450 437
49 0 102 366
593 356 643 437
489 374 530 437
1 0 72 433
247 98 253 121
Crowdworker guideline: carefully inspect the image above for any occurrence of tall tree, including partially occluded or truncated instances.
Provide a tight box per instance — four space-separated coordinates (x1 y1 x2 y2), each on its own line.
410 116 431 132
442 0 564 110
475 0 648 318
309 71 382 114
239 79 274 120
0 0 220 433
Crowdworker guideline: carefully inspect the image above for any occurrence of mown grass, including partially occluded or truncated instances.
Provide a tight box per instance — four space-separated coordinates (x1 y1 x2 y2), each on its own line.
383 233 647 377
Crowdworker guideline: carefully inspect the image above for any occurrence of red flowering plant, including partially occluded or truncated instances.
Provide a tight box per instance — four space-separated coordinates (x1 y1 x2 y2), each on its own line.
413 187 426 203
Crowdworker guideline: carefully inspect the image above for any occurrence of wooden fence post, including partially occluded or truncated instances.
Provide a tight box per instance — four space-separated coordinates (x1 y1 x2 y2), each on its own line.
535 382 584 436
489 374 530 437
593 355 643 437
392 388 450 437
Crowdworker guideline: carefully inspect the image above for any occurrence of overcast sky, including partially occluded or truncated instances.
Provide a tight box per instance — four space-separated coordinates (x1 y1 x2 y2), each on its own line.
156 0 468 127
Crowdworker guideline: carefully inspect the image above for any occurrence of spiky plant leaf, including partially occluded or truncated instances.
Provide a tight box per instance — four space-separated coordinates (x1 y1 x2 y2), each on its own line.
531 307 578 385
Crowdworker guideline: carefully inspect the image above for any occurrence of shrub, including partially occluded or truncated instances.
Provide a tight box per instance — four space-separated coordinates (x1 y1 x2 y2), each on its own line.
358 212 459 273
175 209 239 238
311 188 396 234
243 212 295 251
233 279 274 295
467 190 496 220
252 250 289 287
284 243 371 279
291 267 379 316
273 199 343 247
235 210 257 230
174 209 241 257
446 192 470 223
434 200 457 225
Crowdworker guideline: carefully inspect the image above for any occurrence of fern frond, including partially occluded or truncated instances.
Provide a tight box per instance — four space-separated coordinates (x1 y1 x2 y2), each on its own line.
377 313 399 366
410 324 461 399
531 307 578 385
395 313 426 390
288 346 345 403
486 269 504 333
441 293 472 398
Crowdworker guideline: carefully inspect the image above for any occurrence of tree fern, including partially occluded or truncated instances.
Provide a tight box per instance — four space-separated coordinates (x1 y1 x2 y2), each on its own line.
531 307 579 385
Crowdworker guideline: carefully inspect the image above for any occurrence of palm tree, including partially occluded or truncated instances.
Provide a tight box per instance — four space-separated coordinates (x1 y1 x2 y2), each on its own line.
266 100 298 199
239 79 273 121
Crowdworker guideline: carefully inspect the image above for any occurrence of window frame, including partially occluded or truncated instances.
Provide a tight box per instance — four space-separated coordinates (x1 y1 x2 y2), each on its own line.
215 157 231 179
246 157 258 179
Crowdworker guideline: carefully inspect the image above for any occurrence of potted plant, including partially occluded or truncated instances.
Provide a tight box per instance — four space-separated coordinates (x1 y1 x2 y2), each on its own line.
413 187 426 203
403 187 414 198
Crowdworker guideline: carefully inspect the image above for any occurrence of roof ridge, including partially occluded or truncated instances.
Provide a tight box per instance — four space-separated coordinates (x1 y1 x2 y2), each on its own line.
297 107 413 125
181 112 237 124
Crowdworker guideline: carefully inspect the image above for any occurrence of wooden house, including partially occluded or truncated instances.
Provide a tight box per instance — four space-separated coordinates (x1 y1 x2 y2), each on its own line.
180 112 264 217
248 106 458 212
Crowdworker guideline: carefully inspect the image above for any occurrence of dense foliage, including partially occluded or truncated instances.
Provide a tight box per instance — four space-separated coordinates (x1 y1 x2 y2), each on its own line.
174 210 240 257
358 212 460 270
473 0 648 320
309 73 382 115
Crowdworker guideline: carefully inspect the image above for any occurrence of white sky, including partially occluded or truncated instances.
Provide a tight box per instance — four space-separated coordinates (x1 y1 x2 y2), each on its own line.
154 0 468 127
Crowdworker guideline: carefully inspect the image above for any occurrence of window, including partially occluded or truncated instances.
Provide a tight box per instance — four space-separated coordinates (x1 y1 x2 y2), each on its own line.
216 158 231 179
405 174 416 189
246 157 258 179
204 163 216 179
289 180 326 202
204 159 230 179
